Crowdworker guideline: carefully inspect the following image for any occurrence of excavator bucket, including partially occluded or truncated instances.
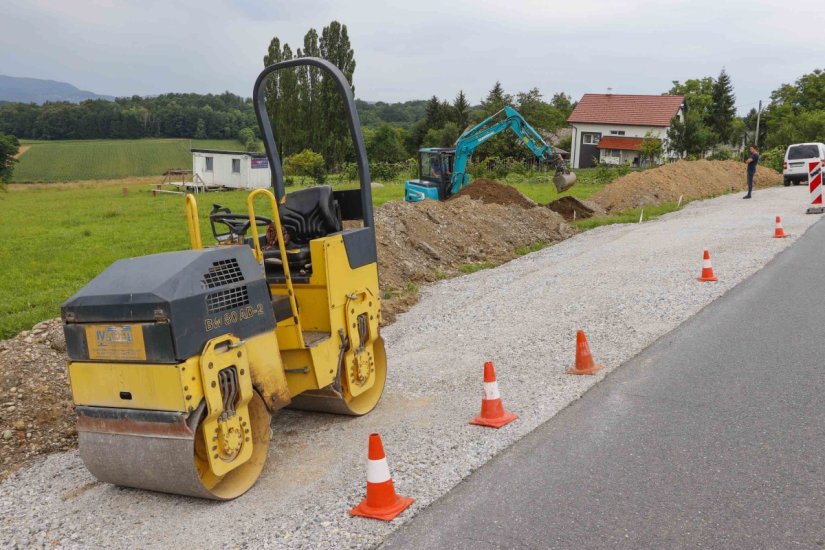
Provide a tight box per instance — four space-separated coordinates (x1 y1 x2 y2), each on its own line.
553 172 577 193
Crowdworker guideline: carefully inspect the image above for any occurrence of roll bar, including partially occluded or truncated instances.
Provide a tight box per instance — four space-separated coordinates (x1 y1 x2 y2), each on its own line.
252 57 374 228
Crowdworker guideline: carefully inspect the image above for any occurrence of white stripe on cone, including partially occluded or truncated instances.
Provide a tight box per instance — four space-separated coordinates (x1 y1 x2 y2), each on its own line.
483 381 501 400
703 259 712 268
366 457 391 483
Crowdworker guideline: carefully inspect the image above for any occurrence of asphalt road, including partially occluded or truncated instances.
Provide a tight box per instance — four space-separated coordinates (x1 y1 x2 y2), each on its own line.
382 218 825 550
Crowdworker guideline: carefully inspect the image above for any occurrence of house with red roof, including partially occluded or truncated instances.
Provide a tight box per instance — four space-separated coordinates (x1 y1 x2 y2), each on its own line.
567 94 685 169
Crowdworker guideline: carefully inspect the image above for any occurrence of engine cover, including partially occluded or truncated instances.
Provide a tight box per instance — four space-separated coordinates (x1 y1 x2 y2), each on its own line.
62 246 277 363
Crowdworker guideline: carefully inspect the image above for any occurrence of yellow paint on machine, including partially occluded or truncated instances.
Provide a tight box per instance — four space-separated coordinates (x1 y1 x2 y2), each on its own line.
84 324 147 361
68 356 203 412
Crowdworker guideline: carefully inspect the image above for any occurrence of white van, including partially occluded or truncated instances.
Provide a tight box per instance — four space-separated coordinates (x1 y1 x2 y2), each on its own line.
784 142 825 186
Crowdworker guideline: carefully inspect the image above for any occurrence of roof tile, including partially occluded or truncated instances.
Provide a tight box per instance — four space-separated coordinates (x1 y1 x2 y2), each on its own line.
568 94 684 126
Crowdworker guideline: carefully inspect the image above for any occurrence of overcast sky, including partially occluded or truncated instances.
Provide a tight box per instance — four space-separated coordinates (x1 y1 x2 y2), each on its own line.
2 0 823 111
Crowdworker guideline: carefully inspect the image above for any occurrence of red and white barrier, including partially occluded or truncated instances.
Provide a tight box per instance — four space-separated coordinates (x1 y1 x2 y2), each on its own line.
807 160 824 214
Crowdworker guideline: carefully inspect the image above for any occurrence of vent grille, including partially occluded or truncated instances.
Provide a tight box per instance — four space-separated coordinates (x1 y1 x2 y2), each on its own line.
203 258 244 289
206 286 249 314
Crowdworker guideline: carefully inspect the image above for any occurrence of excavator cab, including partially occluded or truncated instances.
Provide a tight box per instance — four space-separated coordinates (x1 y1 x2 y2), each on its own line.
405 147 457 202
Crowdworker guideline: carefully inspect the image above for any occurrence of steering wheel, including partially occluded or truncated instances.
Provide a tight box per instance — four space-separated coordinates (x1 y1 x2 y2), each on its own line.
209 207 273 242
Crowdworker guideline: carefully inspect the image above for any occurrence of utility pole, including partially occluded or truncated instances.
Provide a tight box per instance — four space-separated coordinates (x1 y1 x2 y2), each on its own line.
754 100 762 147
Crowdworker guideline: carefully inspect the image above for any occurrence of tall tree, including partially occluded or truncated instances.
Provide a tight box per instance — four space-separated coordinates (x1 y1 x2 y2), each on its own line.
0 133 20 184
480 81 511 117
668 77 716 155
710 69 736 143
263 39 303 157
424 95 446 129
278 44 302 155
263 37 284 153
297 29 321 153
550 92 574 115
667 111 715 157
366 124 407 162
452 90 470 131
319 21 356 168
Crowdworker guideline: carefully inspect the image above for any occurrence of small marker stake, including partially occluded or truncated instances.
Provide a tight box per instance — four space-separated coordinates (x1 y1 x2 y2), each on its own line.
677 195 683 208
639 209 644 223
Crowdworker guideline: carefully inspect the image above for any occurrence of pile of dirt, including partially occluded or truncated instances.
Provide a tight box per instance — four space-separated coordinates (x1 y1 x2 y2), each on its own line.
376 196 572 322
546 196 606 221
591 160 783 213
0 319 76 481
452 178 537 208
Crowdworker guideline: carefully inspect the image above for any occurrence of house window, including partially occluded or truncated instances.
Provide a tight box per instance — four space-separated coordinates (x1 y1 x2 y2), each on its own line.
582 133 601 145
609 130 626 136
205 157 213 172
232 159 241 173
604 149 621 158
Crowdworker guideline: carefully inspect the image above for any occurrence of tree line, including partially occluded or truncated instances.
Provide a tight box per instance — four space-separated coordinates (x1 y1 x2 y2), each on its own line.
0 92 258 141
666 67 825 168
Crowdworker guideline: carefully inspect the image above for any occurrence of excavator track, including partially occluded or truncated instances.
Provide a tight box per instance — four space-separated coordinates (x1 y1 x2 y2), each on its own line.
76 391 271 500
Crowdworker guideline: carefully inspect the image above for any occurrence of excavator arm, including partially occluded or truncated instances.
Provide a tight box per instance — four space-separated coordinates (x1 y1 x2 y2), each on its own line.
449 105 576 197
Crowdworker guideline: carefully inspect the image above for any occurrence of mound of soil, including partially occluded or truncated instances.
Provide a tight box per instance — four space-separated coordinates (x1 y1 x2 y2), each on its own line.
452 178 537 209
591 160 782 213
546 196 605 221
0 320 76 481
376 196 571 322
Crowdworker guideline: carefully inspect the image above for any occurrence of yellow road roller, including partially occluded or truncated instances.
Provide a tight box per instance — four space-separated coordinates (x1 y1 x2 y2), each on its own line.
61 58 386 499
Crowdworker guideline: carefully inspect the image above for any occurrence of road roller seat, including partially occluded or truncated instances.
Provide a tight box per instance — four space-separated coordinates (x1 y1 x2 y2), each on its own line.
279 185 342 245
265 185 341 272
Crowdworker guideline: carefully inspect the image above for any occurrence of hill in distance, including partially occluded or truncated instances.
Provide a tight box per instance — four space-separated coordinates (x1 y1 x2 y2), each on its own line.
0 75 114 104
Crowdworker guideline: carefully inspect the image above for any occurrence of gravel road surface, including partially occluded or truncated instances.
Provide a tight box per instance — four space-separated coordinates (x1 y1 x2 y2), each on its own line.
0 186 818 549
383 195 825 550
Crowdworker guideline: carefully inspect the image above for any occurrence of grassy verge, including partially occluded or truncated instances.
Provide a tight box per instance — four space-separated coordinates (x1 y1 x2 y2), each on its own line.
573 201 684 230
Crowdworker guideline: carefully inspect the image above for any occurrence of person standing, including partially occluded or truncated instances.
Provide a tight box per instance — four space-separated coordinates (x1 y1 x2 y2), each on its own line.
743 145 760 199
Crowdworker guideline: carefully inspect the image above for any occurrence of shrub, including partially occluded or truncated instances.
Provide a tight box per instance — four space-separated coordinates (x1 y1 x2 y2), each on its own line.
708 147 733 161
284 149 326 185
759 146 785 173
591 162 631 185
369 161 401 182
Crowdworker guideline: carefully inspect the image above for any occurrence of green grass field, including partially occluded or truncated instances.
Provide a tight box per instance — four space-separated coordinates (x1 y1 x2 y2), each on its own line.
0 174 612 339
13 139 244 182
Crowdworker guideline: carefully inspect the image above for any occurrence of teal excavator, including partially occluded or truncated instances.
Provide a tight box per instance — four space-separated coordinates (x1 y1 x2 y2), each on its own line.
404 105 576 202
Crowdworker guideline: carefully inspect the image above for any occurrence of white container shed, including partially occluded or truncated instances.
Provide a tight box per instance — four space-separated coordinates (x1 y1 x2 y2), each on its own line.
191 148 271 189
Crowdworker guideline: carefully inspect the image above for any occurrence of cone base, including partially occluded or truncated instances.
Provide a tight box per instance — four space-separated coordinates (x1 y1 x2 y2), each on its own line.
565 363 604 376
698 275 718 282
350 494 414 521
773 233 787 238
469 410 518 428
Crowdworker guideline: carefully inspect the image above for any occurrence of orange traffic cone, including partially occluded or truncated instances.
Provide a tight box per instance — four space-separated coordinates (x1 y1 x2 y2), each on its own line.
350 433 414 521
565 330 603 376
469 362 518 428
698 249 718 282
773 216 787 238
